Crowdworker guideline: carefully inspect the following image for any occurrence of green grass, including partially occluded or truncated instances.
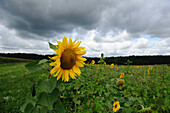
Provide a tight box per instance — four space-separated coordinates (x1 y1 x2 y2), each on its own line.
0 63 47 113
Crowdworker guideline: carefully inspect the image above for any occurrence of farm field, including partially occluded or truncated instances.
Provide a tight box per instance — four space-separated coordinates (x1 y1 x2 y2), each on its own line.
0 62 170 113
0 56 34 64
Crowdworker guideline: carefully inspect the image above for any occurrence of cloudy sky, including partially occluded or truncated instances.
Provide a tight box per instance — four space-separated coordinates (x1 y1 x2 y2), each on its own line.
0 0 170 57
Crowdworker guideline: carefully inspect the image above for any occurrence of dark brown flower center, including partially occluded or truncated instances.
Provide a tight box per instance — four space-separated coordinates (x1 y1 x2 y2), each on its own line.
60 49 76 69
115 104 117 108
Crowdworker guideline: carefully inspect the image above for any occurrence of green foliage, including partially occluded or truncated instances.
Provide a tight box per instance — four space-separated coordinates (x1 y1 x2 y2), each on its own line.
38 88 59 108
48 42 58 50
0 62 169 113
37 77 56 93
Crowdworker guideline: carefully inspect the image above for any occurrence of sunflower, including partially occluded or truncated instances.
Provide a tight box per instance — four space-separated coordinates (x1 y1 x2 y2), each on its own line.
130 74 133 77
119 73 124 78
110 63 114 68
49 37 87 82
115 67 118 70
113 101 120 112
117 79 125 87
91 60 95 65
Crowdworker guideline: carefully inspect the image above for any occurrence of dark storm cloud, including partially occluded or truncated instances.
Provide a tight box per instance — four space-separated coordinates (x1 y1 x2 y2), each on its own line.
0 0 170 40
0 0 104 39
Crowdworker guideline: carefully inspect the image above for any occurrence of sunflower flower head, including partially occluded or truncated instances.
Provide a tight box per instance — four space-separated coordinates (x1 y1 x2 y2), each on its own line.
91 60 95 65
110 64 114 68
113 101 120 112
119 73 124 78
117 79 125 87
49 37 87 82
115 67 118 70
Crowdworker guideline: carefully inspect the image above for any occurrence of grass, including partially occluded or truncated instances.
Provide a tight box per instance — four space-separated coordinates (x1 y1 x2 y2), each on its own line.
0 63 47 113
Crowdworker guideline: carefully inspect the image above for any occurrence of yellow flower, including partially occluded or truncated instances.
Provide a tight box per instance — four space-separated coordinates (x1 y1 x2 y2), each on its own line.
147 69 150 75
119 73 124 78
115 67 118 70
110 64 114 68
49 37 87 82
130 74 133 77
104 62 106 65
136 94 139 97
91 60 95 65
117 79 125 87
113 101 120 112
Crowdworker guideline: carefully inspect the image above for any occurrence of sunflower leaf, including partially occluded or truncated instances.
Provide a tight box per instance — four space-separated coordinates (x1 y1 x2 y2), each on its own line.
38 88 59 107
38 59 48 64
25 60 41 71
37 77 57 93
52 103 65 113
49 42 58 50
20 98 37 112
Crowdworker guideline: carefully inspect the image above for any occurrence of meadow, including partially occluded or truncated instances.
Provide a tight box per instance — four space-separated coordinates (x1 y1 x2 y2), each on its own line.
0 58 169 113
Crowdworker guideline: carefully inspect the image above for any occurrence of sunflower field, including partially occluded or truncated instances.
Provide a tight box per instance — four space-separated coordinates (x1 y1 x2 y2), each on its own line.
0 37 169 113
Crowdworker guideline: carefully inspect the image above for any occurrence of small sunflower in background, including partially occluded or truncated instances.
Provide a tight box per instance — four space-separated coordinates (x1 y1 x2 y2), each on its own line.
117 79 125 87
91 60 95 65
130 73 133 77
115 67 118 70
49 37 87 82
113 101 120 112
110 64 114 68
119 73 124 78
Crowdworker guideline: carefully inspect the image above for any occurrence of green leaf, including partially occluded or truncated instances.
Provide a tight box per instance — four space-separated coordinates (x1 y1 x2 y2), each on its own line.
20 98 37 112
49 42 58 50
24 103 34 113
25 59 49 72
53 103 65 113
37 77 57 93
38 88 59 107
31 106 48 113
38 59 48 65
25 60 41 71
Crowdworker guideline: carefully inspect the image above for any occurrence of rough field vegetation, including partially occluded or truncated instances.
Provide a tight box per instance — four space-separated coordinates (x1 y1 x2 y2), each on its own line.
0 58 169 113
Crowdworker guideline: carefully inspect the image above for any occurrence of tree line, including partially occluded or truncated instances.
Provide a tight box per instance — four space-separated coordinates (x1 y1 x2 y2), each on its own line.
0 53 170 65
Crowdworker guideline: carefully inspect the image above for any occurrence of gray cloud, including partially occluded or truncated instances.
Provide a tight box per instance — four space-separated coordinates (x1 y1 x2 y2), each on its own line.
0 0 170 56
0 0 104 39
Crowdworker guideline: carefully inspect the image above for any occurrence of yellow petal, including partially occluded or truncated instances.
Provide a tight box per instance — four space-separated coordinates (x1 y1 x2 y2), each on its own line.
57 41 64 51
79 46 85 49
69 69 76 79
62 70 69 82
72 39 77 45
50 56 60 60
57 68 63 80
76 61 84 67
77 56 87 61
65 70 69 82
68 37 73 48
49 62 56 66
75 50 86 55
50 66 58 75
73 66 81 76
53 68 60 77
62 37 68 48
72 41 81 49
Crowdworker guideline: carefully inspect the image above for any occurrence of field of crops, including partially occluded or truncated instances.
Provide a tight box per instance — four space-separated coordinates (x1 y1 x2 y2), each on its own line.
0 61 169 113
